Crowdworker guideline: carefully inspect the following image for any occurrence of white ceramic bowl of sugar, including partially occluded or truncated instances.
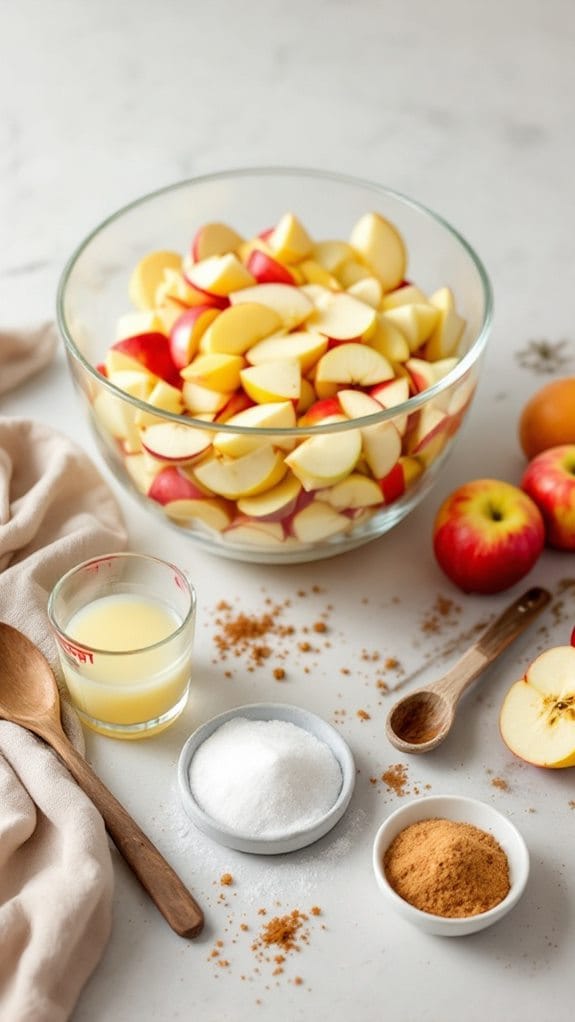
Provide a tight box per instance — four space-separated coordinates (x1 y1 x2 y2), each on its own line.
372 795 530 936
177 702 356 854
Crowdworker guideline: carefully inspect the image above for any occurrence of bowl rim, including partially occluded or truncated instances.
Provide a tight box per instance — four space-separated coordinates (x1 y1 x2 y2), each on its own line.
177 700 356 853
372 793 530 928
56 165 494 437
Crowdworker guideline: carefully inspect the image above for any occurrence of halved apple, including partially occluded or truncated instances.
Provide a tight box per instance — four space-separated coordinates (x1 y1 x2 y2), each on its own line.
191 222 244 262
268 212 313 263
240 359 301 404
199 302 282 356
193 446 287 499
246 331 328 373
213 401 297 456
230 283 313 330
291 501 351 542
141 422 212 463
314 342 393 398
285 426 361 489
129 250 182 310
349 212 406 292
185 253 255 297
309 292 376 341
237 472 302 520
500 646 575 768
180 353 245 393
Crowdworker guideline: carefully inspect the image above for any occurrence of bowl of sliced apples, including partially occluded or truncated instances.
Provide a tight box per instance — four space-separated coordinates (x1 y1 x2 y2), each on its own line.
57 168 493 563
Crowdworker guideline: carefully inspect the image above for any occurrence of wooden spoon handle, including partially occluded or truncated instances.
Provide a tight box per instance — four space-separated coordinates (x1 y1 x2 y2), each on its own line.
435 585 551 702
49 732 203 938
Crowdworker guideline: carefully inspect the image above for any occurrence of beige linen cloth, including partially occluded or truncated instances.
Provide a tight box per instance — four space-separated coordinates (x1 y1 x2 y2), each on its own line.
0 328 128 1021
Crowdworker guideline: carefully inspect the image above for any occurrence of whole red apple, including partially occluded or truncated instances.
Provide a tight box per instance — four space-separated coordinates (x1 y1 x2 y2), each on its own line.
433 478 545 594
521 445 575 550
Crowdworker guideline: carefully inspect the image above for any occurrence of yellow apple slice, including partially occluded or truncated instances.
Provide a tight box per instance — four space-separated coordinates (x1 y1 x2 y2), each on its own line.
269 213 313 263
365 315 410 364
408 405 450 463
424 287 466 361
237 473 302 519
296 377 316 414
134 379 184 427
349 212 406 292
93 391 141 453
141 422 212 463
185 253 255 296
291 501 351 542
156 268 214 309
285 427 361 490
336 260 372 288
325 473 383 510
129 250 182 310
500 646 575 768
225 519 285 546
164 497 233 531
380 284 428 310
240 359 301 404
198 302 282 356
313 240 356 273
299 260 341 289
369 377 410 435
106 368 155 401
193 446 287 500
337 389 402 479
347 276 383 309
309 292 376 341
115 311 167 341
383 304 440 352
191 222 244 261
314 343 394 398
246 331 328 373
182 380 233 415
180 353 245 392
125 453 159 494
230 283 314 330
213 401 297 456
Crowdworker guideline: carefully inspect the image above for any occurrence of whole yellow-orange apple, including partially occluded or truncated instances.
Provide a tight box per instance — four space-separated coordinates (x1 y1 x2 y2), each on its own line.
521 445 575 550
433 479 545 593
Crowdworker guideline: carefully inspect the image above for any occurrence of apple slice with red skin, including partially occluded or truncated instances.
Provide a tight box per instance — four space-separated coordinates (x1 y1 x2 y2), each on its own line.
298 398 342 427
111 333 180 387
246 249 297 285
141 422 212 463
337 389 402 479
148 466 209 504
314 342 393 398
433 478 545 594
370 377 410 435
237 473 302 521
184 253 255 298
169 306 220 370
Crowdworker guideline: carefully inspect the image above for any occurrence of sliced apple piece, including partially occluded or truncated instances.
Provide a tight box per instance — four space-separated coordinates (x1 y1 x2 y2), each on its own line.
349 212 406 292
246 330 328 373
141 422 212 463
125 453 159 494
268 212 313 263
337 389 402 478
213 401 297 457
383 304 440 352
380 284 428 310
191 222 244 262
370 376 410 435
168 306 220 370
180 353 245 393
240 359 301 404
156 267 226 309
185 253 255 297
325 473 383 510
246 248 297 285
193 446 287 500
230 283 313 330
215 390 254 422
224 519 285 546
365 315 410 364
336 260 372 288
298 260 341 289
198 302 283 357
148 465 208 503
313 240 356 274
314 342 393 398
134 379 184 428
106 368 155 402
379 456 423 503
298 398 342 427
182 380 233 415
291 501 351 543
296 377 316 415
424 287 466 361
285 427 361 490
129 250 182 310
347 276 383 309
115 311 167 342
237 473 302 520
93 391 141 453
408 405 450 463
500 646 575 768
165 498 233 531
110 333 179 386
309 292 376 341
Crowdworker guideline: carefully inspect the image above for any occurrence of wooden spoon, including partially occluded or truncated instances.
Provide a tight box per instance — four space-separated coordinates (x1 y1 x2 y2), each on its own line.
0 622 203 939
385 586 551 755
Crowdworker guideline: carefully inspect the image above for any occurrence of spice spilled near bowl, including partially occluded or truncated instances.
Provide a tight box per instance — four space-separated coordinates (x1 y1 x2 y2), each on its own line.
383 818 510 917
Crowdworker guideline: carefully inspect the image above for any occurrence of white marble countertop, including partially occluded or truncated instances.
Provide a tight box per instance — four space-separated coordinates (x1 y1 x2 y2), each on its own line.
2 1 574 1020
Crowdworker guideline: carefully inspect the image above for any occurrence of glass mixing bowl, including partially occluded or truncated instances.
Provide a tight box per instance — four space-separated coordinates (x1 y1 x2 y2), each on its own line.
57 168 492 564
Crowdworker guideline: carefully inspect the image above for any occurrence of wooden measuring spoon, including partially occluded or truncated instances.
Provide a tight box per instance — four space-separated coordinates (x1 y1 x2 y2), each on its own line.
0 622 203 939
385 586 551 755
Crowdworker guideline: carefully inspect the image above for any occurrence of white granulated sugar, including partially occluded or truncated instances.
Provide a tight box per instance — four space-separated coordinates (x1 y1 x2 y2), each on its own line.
188 717 342 839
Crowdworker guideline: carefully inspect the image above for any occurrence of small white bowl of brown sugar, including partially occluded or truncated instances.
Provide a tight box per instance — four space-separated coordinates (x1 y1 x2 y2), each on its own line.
372 794 530 936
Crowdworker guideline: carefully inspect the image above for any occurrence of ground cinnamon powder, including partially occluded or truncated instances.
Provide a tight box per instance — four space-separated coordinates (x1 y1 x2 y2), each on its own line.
383 818 510 917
